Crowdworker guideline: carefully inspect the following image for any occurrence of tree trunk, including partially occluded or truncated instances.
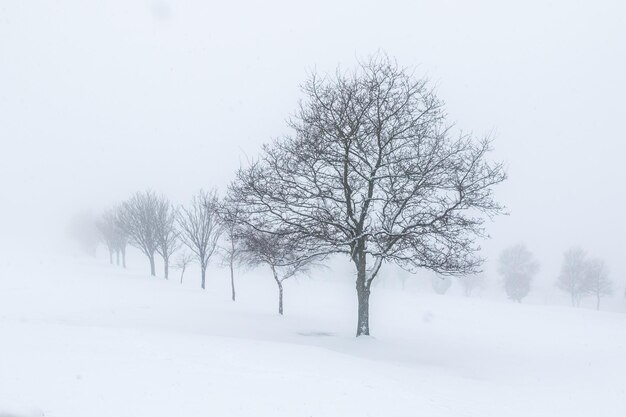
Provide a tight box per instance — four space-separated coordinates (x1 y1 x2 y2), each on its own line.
116 251 120 266
180 266 186 284
149 254 156 276
596 293 600 311
109 249 113 265
230 258 236 302
163 257 169 280
201 264 206 290
271 266 284 315
355 254 370 336
122 247 126 269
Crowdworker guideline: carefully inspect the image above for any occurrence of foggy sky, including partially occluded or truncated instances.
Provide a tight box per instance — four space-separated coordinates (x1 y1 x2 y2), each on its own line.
1 0 625 285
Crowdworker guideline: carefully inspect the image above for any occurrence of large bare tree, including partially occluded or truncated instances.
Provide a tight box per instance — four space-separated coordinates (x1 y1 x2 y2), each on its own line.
178 190 222 290
154 197 180 280
228 54 506 336
118 191 160 276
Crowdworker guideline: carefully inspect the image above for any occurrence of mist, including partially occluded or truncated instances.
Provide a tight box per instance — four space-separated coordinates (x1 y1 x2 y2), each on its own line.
1 1 625 416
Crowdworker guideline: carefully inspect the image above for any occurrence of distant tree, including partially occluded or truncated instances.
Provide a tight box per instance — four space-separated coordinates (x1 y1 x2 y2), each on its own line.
97 209 121 264
175 252 194 284
584 258 613 311
227 54 506 336
154 197 180 280
431 275 452 295
118 191 160 276
178 190 222 290
459 273 486 297
67 211 100 257
217 203 243 302
112 206 129 268
557 248 589 307
498 243 539 303
238 227 314 315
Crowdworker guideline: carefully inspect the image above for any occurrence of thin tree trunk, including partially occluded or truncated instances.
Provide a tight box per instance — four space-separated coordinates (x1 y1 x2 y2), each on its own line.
149 254 156 276
122 247 126 269
116 251 120 266
201 264 206 290
180 266 186 284
164 257 169 280
230 258 236 302
109 249 113 265
596 293 600 311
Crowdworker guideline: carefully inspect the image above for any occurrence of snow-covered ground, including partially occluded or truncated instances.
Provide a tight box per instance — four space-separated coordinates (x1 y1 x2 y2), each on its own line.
1 251 625 417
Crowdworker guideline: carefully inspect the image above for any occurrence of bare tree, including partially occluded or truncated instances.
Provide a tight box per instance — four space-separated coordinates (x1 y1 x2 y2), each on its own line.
585 258 613 311
217 203 243 302
497 243 539 303
118 191 160 276
557 248 589 307
97 208 120 265
178 190 222 290
227 53 506 336
175 252 194 284
97 206 128 267
238 227 314 315
431 275 452 295
459 273 486 297
154 197 180 280
67 210 100 257
113 206 128 268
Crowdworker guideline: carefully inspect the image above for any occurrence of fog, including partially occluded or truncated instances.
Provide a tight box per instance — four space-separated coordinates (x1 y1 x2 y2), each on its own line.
2 1 626 285
2 2 626 415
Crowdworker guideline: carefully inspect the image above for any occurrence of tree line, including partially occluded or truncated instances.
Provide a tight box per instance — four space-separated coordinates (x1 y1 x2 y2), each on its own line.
496 243 614 310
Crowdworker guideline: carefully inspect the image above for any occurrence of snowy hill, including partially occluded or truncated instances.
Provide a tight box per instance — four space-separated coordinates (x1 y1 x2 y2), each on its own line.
1 252 625 417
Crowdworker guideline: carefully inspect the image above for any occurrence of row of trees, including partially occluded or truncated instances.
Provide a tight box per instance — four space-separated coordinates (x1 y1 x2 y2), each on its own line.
496 243 614 310
76 53 507 337
94 189 313 315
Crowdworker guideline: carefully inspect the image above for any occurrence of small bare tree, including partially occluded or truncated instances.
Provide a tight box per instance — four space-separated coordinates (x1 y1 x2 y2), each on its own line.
217 202 246 302
113 206 128 268
238 227 314 315
97 208 121 264
118 191 160 276
155 197 180 280
498 243 539 303
459 273 486 297
431 275 452 295
178 190 222 290
585 258 613 311
557 248 589 307
67 211 100 257
175 252 194 284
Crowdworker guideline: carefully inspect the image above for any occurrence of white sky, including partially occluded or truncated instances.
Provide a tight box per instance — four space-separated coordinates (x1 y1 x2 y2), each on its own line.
1 0 625 285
